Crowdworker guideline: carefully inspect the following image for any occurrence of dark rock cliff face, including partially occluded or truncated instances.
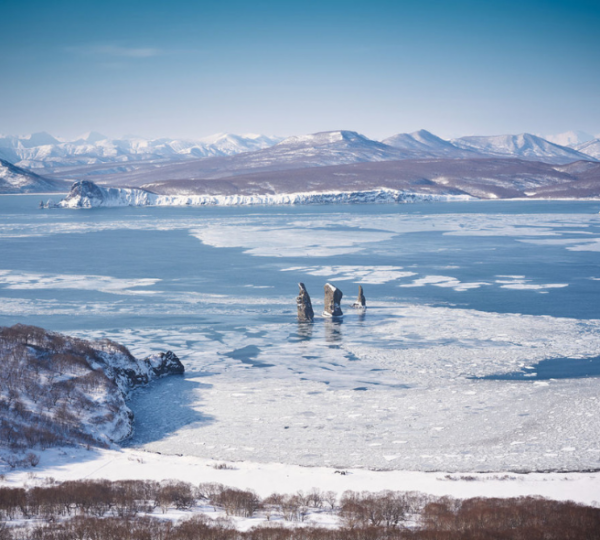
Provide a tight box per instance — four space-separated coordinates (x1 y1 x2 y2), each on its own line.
145 351 185 378
323 283 343 318
296 283 315 322
90 343 184 396
67 180 105 201
110 351 184 391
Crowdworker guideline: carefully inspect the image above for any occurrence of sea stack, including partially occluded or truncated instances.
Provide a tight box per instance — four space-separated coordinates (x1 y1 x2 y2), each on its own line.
296 283 314 322
323 283 343 318
352 285 366 309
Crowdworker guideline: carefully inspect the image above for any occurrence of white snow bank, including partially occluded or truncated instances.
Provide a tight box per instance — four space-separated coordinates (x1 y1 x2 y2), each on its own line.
4 447 600 505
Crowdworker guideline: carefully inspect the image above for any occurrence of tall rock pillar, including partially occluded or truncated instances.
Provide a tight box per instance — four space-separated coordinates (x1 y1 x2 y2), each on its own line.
323 283 343 317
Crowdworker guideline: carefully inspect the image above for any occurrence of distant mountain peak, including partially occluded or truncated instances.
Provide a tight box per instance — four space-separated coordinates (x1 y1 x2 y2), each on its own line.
382 129 473 159
410 129 448 142
279 130 369 146
574 138 600 160
199 132 236 144
545 130 594 147
451 132 596 164
199 132 283 145
412 128 436 136
77 131 108 144
20 131 60 147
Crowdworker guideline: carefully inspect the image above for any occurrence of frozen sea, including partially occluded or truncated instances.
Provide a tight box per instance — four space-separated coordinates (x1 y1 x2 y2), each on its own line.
2 195 600 472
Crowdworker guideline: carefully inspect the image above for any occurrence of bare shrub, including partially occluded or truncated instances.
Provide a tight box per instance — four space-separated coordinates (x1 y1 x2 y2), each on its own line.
196 482 225 503
340 490 410 528
157 480 196 512
25 452 40 467
214 487 260 518
212 462 236 470
323 490 337 512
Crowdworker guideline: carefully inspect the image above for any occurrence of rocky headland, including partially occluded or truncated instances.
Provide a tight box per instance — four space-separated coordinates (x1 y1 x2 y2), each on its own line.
0 324 184 456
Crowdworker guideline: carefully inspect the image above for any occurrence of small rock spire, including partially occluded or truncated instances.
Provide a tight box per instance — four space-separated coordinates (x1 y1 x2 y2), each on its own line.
296 283 314 322
352 285 366 309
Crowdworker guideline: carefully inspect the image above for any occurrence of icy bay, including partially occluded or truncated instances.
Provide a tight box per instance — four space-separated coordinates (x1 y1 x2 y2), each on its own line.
1 196 600 471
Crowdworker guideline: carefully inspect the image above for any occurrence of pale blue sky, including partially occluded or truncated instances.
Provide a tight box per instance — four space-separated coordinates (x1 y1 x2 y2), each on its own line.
1 0 598 140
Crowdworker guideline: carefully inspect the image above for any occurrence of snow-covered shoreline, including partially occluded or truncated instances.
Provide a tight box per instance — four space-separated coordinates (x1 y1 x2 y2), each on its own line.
54 181 473 208
4 447 600 506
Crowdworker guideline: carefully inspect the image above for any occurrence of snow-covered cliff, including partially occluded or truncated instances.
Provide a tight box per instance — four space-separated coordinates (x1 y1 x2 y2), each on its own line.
56 180 471 208
56 180 157 208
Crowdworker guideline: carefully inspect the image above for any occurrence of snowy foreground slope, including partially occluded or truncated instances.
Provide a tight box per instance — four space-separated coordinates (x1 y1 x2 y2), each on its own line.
0 324 183 457
55 180 470 208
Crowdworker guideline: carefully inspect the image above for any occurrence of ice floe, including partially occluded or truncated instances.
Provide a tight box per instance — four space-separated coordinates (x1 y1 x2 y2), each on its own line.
495 277 569 290
399 275 490 291
190 225 396 257
281 266 416 284
0 270 160 295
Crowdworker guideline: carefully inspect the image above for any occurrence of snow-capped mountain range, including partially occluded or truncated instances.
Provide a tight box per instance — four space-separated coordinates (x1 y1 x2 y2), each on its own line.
1 129 598 175
449 133 591 164
36 129 595 189
1 128 599 195
0 131 283 171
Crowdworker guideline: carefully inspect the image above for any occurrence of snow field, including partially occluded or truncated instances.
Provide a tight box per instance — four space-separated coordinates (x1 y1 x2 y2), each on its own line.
4 447 600 508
